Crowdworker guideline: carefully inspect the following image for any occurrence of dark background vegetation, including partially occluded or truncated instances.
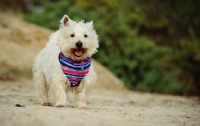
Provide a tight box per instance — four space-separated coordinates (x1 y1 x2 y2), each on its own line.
1 0 200 95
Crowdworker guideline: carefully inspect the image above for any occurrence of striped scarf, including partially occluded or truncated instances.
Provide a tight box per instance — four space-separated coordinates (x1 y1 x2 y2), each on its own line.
58 52 91 87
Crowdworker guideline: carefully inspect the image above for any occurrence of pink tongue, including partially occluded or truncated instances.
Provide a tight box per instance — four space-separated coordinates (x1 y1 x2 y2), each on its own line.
75 49 83 57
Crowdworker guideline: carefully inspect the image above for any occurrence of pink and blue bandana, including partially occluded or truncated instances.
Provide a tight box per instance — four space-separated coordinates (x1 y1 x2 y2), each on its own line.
58 52 91 87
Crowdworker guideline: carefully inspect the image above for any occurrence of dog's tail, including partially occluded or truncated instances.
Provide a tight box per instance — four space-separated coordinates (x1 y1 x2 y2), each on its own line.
46 31 60 46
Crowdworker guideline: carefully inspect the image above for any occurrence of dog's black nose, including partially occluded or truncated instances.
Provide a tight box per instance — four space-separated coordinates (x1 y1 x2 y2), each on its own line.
76 41 82 48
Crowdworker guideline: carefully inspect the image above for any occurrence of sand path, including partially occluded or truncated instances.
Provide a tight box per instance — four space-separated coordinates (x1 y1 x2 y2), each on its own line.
0 80 199 126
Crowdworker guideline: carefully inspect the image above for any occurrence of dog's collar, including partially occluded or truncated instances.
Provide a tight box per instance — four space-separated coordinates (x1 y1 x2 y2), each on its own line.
58 52 91 87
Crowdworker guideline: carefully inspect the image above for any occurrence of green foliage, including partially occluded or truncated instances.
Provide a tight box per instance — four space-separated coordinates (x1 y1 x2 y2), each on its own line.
134 0 200 95
24 0 192 95
173 29 200 95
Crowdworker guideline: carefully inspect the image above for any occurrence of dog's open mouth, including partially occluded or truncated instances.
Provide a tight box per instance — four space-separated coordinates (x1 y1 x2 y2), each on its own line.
72 48 86 57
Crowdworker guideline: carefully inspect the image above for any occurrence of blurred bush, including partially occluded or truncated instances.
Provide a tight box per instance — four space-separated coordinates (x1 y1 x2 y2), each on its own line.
23 0 200 95
134 0 200 95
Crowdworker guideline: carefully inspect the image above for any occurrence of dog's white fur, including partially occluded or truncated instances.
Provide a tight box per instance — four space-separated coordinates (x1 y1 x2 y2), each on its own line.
32 15 99 108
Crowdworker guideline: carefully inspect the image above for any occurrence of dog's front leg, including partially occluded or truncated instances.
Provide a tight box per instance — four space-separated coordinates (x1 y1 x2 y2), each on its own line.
54 81 67 107
74 84 87 108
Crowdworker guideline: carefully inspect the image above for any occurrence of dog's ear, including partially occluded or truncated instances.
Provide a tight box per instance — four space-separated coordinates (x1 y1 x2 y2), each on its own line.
60 15 73 28
86 21 94 29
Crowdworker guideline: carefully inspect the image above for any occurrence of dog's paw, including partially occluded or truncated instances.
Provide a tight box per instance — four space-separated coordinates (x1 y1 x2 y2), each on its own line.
75 104 89 109
55 102 67 108
56 105 66 108
42 102 51 106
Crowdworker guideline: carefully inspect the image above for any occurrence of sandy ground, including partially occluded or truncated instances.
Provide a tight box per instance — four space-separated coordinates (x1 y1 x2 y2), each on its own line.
0 80 199 126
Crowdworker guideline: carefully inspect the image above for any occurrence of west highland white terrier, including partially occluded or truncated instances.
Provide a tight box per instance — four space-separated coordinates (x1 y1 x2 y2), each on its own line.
32 15 99 108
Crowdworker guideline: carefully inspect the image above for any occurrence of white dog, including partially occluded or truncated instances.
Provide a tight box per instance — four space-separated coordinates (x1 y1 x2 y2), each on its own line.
32 15 99 108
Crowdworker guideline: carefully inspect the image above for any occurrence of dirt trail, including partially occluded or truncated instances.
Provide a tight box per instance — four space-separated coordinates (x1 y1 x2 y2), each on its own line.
0 80 199 126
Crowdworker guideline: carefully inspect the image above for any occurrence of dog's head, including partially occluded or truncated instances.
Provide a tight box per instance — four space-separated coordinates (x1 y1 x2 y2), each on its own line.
58 15 99 61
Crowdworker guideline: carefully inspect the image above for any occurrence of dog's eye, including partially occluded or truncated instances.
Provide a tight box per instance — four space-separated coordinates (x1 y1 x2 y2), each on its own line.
84 34 88 38
71 34 75 37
